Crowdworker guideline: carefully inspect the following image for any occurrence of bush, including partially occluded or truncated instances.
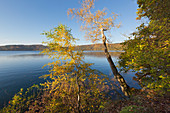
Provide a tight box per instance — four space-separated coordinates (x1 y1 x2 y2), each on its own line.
120 105 145 113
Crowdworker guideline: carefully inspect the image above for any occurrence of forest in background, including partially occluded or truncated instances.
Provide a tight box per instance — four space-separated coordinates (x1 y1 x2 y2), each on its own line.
0 43 123 51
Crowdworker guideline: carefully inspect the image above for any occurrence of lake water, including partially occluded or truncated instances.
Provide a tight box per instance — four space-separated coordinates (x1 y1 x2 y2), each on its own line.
0 51 140 108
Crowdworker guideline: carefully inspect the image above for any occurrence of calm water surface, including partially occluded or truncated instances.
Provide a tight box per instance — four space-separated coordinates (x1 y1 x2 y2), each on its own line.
0 51 140 108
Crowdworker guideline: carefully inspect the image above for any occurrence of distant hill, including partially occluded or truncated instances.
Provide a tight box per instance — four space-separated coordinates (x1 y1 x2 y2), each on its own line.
0 45 47 51
74 43 123 51
0 43 123 51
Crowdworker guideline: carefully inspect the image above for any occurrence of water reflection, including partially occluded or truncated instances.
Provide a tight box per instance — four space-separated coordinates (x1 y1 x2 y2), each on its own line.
0 51 140 108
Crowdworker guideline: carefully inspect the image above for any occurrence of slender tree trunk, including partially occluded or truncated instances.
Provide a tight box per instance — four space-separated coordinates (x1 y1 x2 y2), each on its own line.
100 28 131 96
76 73 81 113
70 53 81 112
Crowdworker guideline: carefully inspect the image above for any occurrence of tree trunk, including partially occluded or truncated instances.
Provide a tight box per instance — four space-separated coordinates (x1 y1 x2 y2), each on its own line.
76 73 81 113
100 28 131 96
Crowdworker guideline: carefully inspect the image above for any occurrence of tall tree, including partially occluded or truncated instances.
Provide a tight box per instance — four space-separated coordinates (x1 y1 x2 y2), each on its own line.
68 0 131 96
119 0 170 94
41 24 119 112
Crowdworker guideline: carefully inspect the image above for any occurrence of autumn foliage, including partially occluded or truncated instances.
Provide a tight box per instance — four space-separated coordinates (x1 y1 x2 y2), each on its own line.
1 0 169 113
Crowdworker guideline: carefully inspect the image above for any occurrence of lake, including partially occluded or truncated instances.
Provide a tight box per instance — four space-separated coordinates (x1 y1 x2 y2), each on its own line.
0 51 140 108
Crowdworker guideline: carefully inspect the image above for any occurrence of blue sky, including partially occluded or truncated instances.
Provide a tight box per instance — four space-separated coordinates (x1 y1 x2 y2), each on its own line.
0 0 140 45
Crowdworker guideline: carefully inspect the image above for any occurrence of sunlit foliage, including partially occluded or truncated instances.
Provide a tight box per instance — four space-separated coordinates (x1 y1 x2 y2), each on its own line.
119 0 170 94
1 85 42 113
40 24 120 112
68 0 120 43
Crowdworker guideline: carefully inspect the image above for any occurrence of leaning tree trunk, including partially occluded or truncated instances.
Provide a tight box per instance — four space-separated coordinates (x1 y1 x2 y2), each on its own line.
100 28 131 96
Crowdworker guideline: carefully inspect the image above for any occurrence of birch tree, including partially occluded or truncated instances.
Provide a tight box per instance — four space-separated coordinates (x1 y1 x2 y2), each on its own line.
41 24 119 112
68 0 131 96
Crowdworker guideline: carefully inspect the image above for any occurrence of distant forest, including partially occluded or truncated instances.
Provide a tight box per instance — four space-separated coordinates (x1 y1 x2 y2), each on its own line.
0 43 123 51
0 45 47 51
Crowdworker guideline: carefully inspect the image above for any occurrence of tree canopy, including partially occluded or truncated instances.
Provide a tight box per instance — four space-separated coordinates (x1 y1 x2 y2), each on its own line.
119 0 170 94
68 0 120 43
